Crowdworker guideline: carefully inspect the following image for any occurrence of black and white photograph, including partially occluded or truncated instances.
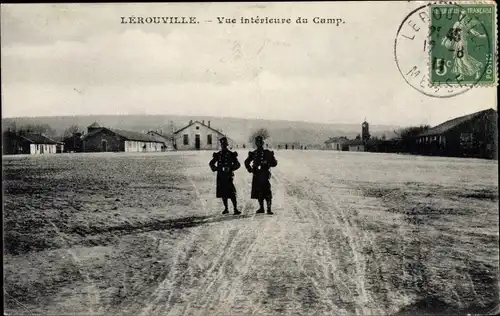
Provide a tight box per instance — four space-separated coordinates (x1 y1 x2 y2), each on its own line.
2 2 499 315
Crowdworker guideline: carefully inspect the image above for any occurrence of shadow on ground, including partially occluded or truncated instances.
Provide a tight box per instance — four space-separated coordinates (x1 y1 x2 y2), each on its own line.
4 214 254 256
393 296 500 316
68 213 255 236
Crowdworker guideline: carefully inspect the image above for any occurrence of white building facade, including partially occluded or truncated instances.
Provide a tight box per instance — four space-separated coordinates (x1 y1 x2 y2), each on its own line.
29 143 57 154
174 120 228 150
124 140 163 152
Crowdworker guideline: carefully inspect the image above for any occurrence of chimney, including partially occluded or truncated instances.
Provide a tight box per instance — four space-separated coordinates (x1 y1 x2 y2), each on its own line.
189 120 193 125
202 120 205 125
208 121 211 127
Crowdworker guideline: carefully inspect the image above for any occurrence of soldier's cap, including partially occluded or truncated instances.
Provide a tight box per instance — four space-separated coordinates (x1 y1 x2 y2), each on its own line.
220 137 228 143
255 136 263 142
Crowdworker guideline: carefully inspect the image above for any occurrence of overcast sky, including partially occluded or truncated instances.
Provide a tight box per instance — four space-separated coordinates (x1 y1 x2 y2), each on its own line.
1 2 496 126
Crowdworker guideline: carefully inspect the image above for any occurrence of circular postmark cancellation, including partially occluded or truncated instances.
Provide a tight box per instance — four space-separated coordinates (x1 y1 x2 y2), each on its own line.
394 2 496 98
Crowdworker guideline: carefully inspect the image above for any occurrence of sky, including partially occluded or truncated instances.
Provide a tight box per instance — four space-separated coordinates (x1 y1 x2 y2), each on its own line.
1 2 496 126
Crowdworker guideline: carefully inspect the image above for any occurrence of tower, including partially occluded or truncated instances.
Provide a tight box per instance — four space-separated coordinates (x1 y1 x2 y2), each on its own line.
362 119 370 141
87 122 101 134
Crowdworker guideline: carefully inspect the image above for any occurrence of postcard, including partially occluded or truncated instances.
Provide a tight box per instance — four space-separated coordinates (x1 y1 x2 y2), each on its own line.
2 1 498 315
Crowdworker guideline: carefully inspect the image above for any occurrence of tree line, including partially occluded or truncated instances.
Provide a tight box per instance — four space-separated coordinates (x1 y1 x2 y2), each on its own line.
363 125 431 153
3 121 85 140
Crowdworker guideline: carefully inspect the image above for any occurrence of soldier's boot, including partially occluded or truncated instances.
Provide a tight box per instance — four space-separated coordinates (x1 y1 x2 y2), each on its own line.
222 209 229 214
266 200 273 215
233 209 241 215
257 199 265 213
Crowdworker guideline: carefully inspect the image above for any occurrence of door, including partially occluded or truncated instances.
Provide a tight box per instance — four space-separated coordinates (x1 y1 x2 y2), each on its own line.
102 140 107 152
195 134 201 150
40 144 44 154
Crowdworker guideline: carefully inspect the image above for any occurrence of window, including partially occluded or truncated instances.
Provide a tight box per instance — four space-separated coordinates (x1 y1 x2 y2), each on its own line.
183 134 189 145
207 134 212 145
196 126 200 130
460 133 473 149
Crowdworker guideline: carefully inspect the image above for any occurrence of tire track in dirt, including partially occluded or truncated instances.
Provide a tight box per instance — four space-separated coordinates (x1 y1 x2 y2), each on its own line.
307 175 388 314
185 168 276 316
303 162 402 314
177 161 257 315
134 158 219 315
137 167 223 315
277 172 358 314
328 189 403 314
208 170 308 316
275 157 380 315
271 170 341 314
311 170 403 312
138 154 276 316
135 228 202 316
308 179 382 315
178 154 320 316
46 219 102 316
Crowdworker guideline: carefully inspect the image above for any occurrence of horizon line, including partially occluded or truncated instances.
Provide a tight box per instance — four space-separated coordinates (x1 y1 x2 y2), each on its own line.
1 113 405 127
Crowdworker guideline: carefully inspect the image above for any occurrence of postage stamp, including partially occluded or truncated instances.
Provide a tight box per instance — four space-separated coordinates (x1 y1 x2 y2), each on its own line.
428 2 497 86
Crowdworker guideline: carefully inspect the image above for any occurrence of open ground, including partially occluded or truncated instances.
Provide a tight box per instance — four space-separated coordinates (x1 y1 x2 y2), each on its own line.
3 151 499 315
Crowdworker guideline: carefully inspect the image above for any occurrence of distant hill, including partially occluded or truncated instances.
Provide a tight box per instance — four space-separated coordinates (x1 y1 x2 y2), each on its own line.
2 115 400 146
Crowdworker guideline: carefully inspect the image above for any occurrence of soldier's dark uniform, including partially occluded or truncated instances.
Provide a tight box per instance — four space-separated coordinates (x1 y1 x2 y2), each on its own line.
209 137 241 214
244 136 278 214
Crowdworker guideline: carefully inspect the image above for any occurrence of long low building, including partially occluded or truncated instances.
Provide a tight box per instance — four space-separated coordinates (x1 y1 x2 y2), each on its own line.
415 108 497 159
3 131 61 155
82 122 165 152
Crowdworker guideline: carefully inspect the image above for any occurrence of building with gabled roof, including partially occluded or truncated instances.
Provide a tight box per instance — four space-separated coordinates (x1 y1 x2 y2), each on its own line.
82 123 164 153
415 108 497 159
2 131 61 155
147 131 173 151
173 120 232 150
324 136 349 151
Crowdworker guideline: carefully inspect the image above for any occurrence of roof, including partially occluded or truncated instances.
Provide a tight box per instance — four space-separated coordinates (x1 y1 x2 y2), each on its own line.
419 108 497 137
174 120 225 136
62 133 83 142
109 128 164 143
82 127 164 143
88 122 101 128
82 128 103 139
325 136 349 144
147 131 172 143
20 133 59 144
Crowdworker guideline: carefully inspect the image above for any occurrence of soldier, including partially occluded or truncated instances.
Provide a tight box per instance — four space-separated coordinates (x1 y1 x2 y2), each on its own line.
244 136 278 214
209 137 241 215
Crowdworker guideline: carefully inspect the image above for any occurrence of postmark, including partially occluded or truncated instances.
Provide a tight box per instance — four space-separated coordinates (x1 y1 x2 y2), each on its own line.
394 2 497 98
429 2 497 86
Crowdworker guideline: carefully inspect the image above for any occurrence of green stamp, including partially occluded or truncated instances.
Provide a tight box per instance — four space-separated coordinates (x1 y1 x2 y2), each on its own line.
429 2 497 85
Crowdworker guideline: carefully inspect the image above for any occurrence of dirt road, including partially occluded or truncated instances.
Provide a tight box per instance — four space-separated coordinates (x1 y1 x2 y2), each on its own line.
3 151 499 315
